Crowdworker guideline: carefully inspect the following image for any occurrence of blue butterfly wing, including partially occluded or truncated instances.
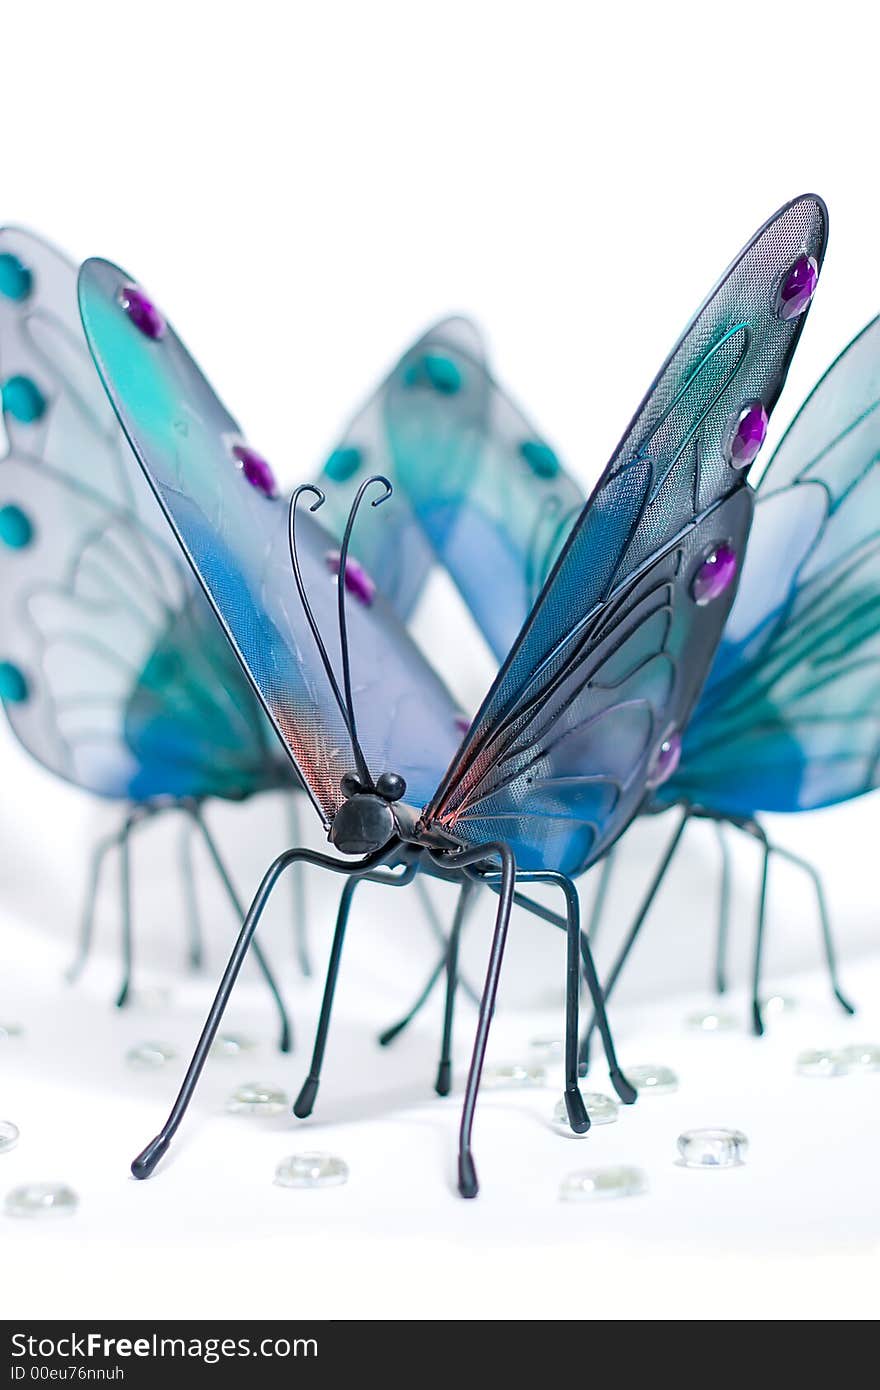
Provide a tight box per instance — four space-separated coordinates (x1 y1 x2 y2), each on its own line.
424 195 828 874
658 313 880 816
78 258 463 826
0 229 283 801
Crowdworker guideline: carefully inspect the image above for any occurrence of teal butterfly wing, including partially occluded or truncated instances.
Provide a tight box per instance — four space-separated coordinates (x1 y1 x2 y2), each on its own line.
78 258 464 826
0 229 286 801
422 196 828 874
656 313 880 816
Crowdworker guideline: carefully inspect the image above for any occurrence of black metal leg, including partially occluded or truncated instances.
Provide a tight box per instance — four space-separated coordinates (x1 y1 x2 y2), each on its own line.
414 875 481 1007
285 795 311 978
130 842 399 1180
292 876 361 1118
750 828 771 1036
435 880 478 1096
771 844 856 1017
378 953 448 1047
178 816 203 972
115 813 139 1009
714 821 731 995
580 811 689 1074
67 828 121 985
188 806 293 1054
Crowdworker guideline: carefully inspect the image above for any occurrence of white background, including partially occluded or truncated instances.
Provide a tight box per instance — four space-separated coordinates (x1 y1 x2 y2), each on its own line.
1 0 879 1321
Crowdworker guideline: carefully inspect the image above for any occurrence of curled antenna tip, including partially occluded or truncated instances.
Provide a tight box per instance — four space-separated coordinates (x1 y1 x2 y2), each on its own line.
290 482 326 514
365 474 393 506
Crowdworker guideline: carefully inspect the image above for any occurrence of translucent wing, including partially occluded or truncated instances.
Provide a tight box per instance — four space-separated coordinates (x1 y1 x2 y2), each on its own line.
658 314 880 816
423 195 828 874
0 230 282 800
318 319 586 656
78 258 463 826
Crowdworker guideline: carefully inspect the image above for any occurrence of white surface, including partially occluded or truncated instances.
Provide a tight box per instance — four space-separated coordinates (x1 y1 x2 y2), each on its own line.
1 0 880 1321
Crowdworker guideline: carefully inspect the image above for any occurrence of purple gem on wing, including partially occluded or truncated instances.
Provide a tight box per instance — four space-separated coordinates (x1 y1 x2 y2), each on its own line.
324 551 376 607
691 544 737 606
118 284 166 340
728 402 767 469
454 714 471 734
232 444 278 498
776 254 818 320
646 732 681 789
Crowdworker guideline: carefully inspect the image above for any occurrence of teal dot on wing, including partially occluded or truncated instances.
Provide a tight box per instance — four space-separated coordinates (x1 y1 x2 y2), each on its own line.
2 376 47 424
0 661 28 703
403 353 462 395
0 505 34 549
323 446 363 483
0 253 33 302
519 440 560 479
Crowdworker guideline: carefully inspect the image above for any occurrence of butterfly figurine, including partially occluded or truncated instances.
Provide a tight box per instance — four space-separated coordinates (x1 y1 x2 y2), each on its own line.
0 227 299 1037
581 306 880 1052
77 193 826 1197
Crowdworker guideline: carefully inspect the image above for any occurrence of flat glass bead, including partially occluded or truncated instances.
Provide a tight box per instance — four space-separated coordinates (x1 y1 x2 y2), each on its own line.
210 1033 257 1060
131 986 174 1011
628 1063 678 1095
763 994 797 1016
552 1092 618 1132
529 1036 563 1062
5 1183 78 1219
560 1165 647 1202
0 1121 20 1154
838 1043 880 1072
0 1023 23 1042
274 1152 349 1189
482 1062 547 1090
677 1127 747 1168
796 1048 847 1078
685 1010 737 1033
126 1041 176 1070
227 1082 289 1116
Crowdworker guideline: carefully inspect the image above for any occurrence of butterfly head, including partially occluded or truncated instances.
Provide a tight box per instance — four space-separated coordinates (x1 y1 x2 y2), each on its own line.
330 771 408 855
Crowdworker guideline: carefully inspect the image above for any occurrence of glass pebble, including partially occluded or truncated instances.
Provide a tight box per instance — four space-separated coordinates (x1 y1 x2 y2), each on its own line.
5 1183 78 1219
482 1062 547 1090
529 1036 563 1062
0 1023 23 1042
685 1010 737 1033
763 994 797 1016
275 1152 349 1189
560 1165 647 1202
677 1127 747 1168
628 1063 678 1095
552 1093 618 1132
796 1048 847 1078
227 1082 289 1116
838 1043 880 1072
210 1033 256 1060
126 1041 176 1070
0 1121 20 1154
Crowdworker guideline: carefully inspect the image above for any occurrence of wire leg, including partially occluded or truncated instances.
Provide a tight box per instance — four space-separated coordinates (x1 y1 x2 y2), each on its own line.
130 842 398 1180
178 815 203 972
580 811 689 1074
292 876 361 1118
115 814 137 1009
447 843 516 1199
67 829 120 985
435 879 479 1097
714 821 731 995
767 844 856 1018
378 954 448 1047
586 843 617 945
286 795 311 978
414 875 481 1007
189 806 292 1054
751 831 771 1036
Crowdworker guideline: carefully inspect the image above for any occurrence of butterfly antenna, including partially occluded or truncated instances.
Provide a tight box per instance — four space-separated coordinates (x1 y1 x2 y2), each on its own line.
335 474 393 788
287 483 384 789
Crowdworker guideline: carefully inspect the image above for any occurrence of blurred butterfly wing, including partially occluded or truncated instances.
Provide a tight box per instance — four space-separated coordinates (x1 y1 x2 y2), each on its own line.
315 319 488 622
78 258 463 825
660 313 880 815
0 230 282 801
424 195 828 874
